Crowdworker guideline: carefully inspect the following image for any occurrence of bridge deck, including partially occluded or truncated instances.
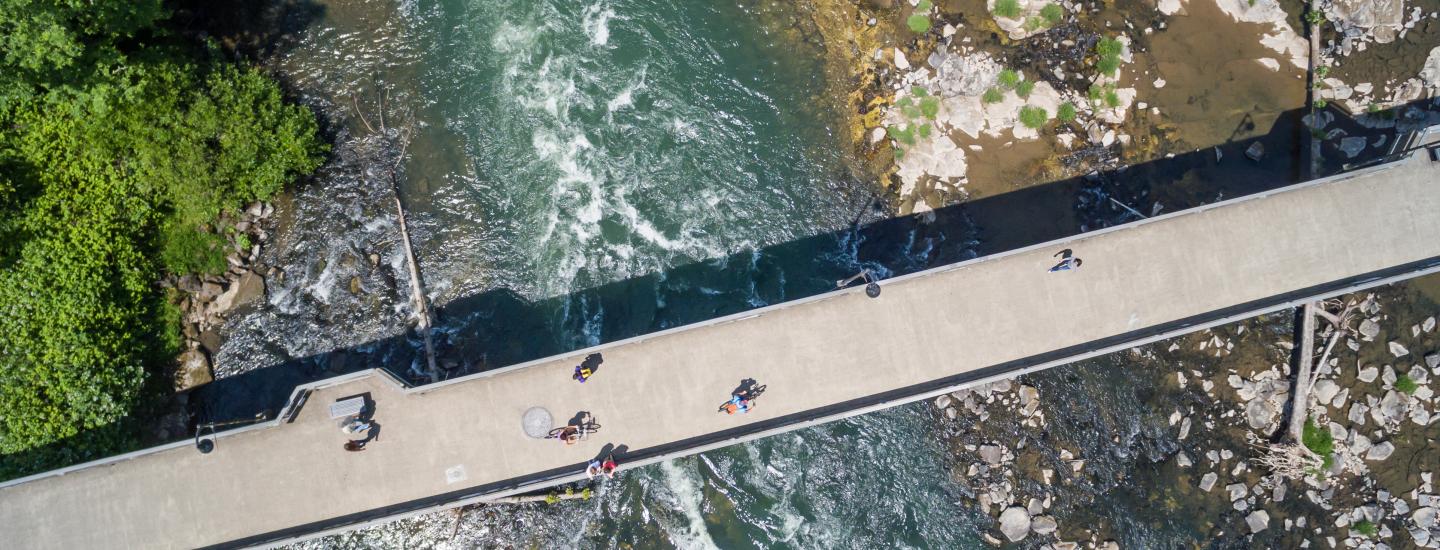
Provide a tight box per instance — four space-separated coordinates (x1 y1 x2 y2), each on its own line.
2 147 1438 548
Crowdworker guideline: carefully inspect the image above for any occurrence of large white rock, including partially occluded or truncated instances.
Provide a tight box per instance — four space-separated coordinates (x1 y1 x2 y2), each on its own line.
1367 441 1396 461
1314 380 1341 405
1390 341 1410 357
1414 507 1439 529
1247 510 1270 533
999 505 1032 542
1200 472 1219 492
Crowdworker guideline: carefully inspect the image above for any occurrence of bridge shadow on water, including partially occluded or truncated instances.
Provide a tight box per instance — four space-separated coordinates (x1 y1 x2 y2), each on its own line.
191 101 1345 424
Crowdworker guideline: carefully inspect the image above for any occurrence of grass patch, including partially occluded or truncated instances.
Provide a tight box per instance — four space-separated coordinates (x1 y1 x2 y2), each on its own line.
1057 101 1077 122
1040 3 1064 24
888 125 917 146
993 0 1022 19
1353 520 1377 537
907 14 932 34
1015 80 1035 99
983 88 1005 103
1315 66 1330 78
1314 99 1328 109
1305 10 1326 25
1024 16 1048 31
920 96 941 119
1018 106 1049 129
997 69 1021 89
1094 36 1124 76
1302 418 1334 456
1396 374 1419 395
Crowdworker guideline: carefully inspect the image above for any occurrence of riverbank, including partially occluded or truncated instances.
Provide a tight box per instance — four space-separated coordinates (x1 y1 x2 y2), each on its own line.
929 273 1440 547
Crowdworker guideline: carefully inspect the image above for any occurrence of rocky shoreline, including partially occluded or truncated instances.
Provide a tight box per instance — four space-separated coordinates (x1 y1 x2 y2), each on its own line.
153 202 281 421
931 278 1440 548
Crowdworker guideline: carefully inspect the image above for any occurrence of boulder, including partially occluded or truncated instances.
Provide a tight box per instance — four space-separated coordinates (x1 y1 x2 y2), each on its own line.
1426 352 1439 371
1359 366 1379 383
935 394 953 409
1247 509 1270 533
1227 482 1248 501
1390 341 1410 358
1245 141 1265 162
1366 441 1396 461
998 506 1031 542
1200 472 1219 492
1414 507 1438 529
1359 319 1381 340
1339 136 1367 159
174 349 213 392
1314 379 1341 404
1031 515 1058 535
979 444 1005 466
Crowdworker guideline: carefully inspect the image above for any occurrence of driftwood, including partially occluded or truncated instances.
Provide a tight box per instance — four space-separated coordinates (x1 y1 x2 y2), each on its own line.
350 86 440 382
1262 299 1360 480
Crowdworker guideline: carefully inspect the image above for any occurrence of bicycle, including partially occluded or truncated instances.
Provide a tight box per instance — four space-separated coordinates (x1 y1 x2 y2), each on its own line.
545 421 602 441
717 385 766 414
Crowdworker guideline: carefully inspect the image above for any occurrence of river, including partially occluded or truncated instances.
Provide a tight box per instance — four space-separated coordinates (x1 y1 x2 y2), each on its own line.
184 0 1440 547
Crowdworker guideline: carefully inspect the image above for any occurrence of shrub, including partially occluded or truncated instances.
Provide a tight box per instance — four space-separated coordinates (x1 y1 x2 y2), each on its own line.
1018 106 1049 129
997 69 1021 89
917 0 934 10
1104 89 1121 108
907 14 932 34
1314 99 1328 109
1305 10 1326 25
1057 101 1077 122
1315 66 1330 78
993 0 1022 19
983 88 1005 103
0 9 325 472
917 123 933 139
1015 80 1035 98
1040 3 1064 24
1396 374 1419 395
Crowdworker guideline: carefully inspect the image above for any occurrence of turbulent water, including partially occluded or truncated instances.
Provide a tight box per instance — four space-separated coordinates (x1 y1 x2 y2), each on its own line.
209 0 979 547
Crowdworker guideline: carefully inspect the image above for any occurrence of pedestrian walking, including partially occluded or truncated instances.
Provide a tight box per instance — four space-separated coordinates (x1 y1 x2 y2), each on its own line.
1049 249 1082 272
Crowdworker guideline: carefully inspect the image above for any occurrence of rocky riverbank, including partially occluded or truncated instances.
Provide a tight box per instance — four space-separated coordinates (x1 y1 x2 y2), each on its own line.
931 276 1440 548
147 201 280 438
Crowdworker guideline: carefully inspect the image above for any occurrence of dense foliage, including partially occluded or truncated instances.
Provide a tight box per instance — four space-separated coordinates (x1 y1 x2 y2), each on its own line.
0 1 324 469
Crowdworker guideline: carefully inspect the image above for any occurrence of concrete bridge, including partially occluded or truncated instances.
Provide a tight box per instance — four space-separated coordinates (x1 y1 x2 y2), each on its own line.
2 133 1439 549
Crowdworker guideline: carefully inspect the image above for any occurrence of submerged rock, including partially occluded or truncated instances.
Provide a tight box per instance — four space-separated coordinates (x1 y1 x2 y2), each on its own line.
1245 141 1266 162
1200 472 1219 492
1031 515 1058 535
1247 509 1270 533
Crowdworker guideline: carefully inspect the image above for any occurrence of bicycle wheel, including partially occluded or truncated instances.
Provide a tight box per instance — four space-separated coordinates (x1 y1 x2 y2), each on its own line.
545 427 566 439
